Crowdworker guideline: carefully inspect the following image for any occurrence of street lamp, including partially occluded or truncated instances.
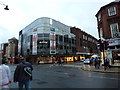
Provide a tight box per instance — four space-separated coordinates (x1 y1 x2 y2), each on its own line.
0 1 9 10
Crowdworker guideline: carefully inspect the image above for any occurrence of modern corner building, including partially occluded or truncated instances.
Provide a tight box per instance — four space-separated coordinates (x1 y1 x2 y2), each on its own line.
18 17 98 63
96 0 120 66
18 17 76 63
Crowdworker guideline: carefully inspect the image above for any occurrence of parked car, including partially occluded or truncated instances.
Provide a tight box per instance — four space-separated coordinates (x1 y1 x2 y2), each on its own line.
89 58 94 64
80 59 85 62
84 59 91 64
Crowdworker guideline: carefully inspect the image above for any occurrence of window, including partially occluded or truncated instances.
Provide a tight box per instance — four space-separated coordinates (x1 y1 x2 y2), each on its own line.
110 23 119 38
38 34 43 37
59 35 63 41
68 38 71 44
108 7 116 16
98 14 101 21
50 19 52 25
72 38 75 44
80 38 82 46
85 36 87 40
59 45 63 49
100 28 103 39
83 35 87 40
56 35 58 41
83 35 85 39
44 33 49 37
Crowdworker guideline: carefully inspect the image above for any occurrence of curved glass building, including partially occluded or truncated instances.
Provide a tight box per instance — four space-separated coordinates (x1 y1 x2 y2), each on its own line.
18 17 76 63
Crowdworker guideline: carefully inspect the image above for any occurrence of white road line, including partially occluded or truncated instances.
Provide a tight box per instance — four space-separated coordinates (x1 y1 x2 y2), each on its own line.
88 75 119 80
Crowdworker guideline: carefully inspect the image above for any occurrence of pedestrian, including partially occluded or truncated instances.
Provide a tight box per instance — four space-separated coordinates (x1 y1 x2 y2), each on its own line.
58 58 63 65
60 58 64 64
97 58 101 69
94 58 98 68
0 59 11 90
13 58 33 90
104 58 110 70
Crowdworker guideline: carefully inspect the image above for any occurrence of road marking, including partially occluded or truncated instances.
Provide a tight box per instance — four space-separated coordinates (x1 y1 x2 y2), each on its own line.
88 75 119 80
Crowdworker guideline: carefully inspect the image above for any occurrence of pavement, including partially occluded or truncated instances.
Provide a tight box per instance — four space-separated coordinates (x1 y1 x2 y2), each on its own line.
62 62 120 73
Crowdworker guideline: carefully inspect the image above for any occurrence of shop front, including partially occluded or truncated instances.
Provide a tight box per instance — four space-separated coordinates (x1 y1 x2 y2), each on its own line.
26 54 88 64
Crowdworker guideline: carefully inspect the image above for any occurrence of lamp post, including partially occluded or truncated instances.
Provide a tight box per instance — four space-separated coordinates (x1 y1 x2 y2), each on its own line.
0 1 9 10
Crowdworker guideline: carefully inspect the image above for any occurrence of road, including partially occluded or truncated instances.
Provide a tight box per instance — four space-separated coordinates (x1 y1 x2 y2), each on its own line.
9 64 119 88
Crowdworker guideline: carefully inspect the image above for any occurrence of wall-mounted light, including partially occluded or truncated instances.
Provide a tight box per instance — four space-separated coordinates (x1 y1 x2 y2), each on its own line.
39 41 48 44
0 2 9 10
4 5 9 10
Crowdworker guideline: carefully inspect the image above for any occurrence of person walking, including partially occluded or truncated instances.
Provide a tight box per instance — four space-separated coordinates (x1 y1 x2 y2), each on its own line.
104 58 110 70
94 58 98 68
0 59 11 90
97 57 101 69
93 57 100 69
14 58 33 90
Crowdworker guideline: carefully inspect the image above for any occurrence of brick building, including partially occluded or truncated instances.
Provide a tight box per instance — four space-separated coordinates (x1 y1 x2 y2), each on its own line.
71 27 98 56
0 43 8 60
7 37 18 58
96 0 120 66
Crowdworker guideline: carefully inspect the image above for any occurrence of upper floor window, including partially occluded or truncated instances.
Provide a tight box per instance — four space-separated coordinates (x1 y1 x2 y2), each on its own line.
83 35 85 39
110 23 119 38
59 35 63 41
98 14 101 21
85 36 87 40
108 7 116 16
100 28 103 39
83 35 87 40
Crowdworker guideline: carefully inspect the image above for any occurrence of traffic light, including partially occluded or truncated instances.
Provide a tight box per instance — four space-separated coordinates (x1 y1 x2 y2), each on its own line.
101 41 104 43
97 39 103 51
100 40 104 51
104 41 109 50
98 39 109 51
99 40 109 51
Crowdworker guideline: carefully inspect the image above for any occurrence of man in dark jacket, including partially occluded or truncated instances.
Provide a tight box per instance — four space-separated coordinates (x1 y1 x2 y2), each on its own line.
14 58 33 90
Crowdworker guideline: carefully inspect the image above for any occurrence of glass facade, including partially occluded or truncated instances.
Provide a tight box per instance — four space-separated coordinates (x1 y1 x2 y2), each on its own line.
19 17 76 56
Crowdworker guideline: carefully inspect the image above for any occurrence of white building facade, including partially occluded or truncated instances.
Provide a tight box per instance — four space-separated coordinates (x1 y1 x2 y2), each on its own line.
18 17 76 57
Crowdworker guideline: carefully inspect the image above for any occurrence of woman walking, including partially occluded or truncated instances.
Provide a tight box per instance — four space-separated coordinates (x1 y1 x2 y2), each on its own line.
0 59 11 90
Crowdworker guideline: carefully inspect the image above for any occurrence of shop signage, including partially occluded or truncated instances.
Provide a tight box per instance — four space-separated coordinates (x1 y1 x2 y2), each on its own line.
32 30 38 55
108 38 120 46
50 28 56 54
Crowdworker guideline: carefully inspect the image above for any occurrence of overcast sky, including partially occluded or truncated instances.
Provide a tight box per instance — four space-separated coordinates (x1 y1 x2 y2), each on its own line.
0 0 114 43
